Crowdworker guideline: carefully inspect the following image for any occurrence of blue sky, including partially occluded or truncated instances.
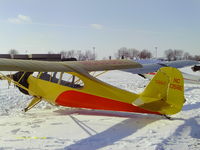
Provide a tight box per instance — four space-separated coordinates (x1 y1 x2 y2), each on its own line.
0 0 199 59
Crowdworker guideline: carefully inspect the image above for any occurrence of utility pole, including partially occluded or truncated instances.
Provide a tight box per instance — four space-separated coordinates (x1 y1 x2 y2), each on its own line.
92 46 96 60
155 47 158 58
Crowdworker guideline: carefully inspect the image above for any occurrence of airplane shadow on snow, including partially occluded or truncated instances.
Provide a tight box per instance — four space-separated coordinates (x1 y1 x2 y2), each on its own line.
54 109 162 150
184 86 200 93
54 108 161 118
182 102 200 111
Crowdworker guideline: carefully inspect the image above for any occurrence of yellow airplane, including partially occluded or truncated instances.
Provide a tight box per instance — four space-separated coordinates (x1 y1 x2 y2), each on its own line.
0 58 185 116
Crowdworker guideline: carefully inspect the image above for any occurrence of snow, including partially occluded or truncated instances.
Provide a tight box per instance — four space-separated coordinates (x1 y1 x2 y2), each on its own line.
0 68 200 150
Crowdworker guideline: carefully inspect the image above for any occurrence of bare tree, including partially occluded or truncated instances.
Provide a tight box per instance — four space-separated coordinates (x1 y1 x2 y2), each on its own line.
85 50 96 60
174 49 183 60
194 55 200 61
183 52 191 60
116 47 140 59
128 48 139 59
138 49 152 59
117 47 128 58
164 49 174 61
60 50 67 59
76 50 85 61
60 50 76 58
67 50 76 58
60 50 96 61
164 49 184 60
8 49 19 55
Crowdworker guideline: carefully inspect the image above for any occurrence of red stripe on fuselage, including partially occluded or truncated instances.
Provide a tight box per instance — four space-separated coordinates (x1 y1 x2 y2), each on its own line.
55 90 160 115
148 72 156 75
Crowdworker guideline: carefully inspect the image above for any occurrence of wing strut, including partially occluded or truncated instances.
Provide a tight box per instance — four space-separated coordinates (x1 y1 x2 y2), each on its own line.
24 97 42 112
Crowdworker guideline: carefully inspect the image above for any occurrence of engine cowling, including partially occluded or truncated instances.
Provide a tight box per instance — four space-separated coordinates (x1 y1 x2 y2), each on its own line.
12 72 33 95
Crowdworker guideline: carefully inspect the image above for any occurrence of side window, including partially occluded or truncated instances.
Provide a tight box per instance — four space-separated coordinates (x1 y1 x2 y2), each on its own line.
32 72 39 78
51 72 60 83
39 72 53 82
38 72 84 88
61 72 84 88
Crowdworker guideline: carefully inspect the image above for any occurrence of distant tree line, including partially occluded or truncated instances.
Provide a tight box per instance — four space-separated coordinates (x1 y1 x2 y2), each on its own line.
115 47 152 59
7 48 200 61
7 49 96 61
60 50 96 61
115 47 200 61
164 49 200 61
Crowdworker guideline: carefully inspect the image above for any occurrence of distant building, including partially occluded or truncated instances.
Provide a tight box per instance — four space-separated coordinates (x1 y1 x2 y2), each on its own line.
0 54 76 61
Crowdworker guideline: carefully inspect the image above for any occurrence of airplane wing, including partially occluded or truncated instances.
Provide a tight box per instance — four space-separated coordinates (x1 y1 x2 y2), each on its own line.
123 60 200 74
67 60 142 71
160 60 200 68
123 64 162 74
0 58 142 72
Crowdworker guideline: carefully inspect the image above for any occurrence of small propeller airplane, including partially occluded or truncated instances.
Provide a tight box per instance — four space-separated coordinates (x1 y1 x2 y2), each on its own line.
123 59 200 84
141 71 200 85
0 58 185 117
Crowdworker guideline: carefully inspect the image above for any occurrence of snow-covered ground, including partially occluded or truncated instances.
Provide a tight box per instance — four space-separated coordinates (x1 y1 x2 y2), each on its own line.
0 68 200 150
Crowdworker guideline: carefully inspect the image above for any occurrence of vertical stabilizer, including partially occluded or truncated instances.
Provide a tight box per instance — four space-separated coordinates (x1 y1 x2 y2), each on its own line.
133 67 184 115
